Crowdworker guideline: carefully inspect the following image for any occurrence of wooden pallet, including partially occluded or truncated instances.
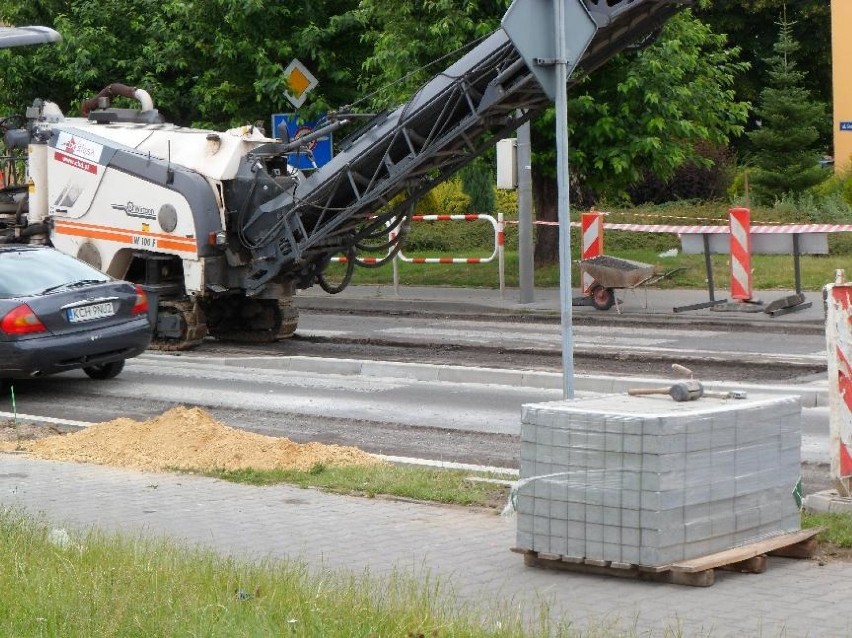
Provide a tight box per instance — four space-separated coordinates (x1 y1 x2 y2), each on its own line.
511 528 821 587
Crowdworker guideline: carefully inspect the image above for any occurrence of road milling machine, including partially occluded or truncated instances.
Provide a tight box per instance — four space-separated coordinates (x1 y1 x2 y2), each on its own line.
0 0 686 349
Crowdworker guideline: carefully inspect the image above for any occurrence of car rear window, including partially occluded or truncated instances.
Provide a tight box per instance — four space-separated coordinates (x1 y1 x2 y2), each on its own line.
0 248 111 297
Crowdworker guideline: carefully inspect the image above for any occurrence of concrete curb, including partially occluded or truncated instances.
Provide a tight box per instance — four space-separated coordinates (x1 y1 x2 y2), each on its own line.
142 353 828 407
804 489 852 513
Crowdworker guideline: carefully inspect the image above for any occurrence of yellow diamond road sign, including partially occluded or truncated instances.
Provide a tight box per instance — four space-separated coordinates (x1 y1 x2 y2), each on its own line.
283 59 318 108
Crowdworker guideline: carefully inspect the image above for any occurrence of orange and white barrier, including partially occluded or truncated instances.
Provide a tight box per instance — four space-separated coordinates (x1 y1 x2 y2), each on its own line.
729 207 752 301
393 213 505 295
558 221 852 234
826 282 852 493
581 211 603 293
398 214 503 265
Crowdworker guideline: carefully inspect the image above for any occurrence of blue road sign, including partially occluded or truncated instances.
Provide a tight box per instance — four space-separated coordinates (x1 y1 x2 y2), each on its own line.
271 113 333 169
841 122 852 132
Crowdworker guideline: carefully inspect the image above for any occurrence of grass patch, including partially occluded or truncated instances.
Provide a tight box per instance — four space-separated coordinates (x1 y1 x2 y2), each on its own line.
803 512 852 548
205 463 513 510
0 510 557 637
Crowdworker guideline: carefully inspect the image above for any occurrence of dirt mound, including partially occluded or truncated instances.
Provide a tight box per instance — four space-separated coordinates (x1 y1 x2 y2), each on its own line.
2 406 382 473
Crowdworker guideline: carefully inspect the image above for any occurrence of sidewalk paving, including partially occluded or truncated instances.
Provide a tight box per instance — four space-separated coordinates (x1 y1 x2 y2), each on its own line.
1 455 849 637
1 284 845 637
296 284 827 330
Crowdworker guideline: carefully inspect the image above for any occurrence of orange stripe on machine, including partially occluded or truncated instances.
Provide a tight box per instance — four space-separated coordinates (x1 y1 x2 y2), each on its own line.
53 220 198 253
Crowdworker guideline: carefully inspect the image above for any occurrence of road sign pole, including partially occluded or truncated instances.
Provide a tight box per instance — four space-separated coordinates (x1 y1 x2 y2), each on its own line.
517 119 535 304
554 0 575 400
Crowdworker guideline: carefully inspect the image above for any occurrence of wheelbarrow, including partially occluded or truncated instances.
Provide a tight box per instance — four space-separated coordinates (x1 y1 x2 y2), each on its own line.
575 255 658 311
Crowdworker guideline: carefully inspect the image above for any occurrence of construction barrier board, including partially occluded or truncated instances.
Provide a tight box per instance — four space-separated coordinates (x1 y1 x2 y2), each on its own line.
826 283 852 492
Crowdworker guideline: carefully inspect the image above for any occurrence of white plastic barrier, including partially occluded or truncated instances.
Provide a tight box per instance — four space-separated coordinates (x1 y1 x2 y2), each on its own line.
826 278 852 494
392 213 505 296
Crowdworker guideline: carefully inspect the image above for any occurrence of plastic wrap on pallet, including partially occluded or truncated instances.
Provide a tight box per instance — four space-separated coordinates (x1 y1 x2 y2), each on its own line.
514 393 802 566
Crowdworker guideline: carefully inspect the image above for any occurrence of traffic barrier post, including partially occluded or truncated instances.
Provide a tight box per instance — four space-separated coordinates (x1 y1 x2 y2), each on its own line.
825 279 852 495
729 207 753 301
581 211 603 294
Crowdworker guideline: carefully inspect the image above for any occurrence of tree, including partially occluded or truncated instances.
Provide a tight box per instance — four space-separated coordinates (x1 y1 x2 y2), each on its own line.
531 11 749 262
746 10 827 204
357 0 509 109
696 0 831 113
0 0 366 128
359 4 750 263
460 157 496 214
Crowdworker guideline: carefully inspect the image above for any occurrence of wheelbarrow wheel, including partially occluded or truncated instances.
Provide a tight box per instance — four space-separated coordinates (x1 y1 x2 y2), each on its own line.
590 285 615 311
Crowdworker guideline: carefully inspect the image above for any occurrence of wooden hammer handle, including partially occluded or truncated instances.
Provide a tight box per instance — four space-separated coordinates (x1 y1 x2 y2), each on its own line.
627 387 671 396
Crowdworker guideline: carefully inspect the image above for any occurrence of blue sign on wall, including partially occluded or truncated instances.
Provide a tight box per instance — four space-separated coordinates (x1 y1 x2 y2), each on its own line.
841 121 852 132
271 113 333 170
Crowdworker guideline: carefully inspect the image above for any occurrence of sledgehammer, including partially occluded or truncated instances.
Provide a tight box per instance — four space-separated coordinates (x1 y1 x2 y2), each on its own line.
628 380 704 402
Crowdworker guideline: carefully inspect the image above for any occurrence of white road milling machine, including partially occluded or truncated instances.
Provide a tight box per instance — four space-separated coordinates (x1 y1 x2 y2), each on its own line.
0 0 686 349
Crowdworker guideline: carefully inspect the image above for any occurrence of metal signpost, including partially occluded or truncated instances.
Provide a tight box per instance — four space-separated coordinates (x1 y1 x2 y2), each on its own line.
517 121 535 304
503 0 597 399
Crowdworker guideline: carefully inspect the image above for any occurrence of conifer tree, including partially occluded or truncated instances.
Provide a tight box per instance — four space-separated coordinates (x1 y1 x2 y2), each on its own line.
747 8 827 203
460 157 496 214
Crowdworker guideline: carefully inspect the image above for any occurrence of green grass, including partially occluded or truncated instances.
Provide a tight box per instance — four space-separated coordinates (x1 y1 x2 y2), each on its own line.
327 248 852 292
0 510 558 637
803 512 852 548
3 505 850 637
205 463 513 509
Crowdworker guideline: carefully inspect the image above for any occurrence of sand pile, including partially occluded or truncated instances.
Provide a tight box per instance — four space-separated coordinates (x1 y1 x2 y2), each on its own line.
3 406 382 473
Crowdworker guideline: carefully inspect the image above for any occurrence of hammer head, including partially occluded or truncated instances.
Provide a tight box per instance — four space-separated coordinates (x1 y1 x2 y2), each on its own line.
669 380 703 402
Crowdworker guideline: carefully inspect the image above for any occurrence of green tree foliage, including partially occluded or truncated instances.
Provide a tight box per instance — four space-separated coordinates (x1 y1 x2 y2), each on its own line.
358 3 750 262
0 0 365 128
357 0 509 108
358 5 749 195
696 0 830 116
460 157 496 214
563 12 750 201
746 12 827 204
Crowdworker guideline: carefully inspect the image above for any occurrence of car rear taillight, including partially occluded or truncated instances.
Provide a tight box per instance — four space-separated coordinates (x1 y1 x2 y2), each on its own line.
132 285 149 316
0 304 47 335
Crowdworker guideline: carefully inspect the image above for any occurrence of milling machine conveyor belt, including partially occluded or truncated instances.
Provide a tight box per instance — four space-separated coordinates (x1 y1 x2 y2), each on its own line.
238 0 687 293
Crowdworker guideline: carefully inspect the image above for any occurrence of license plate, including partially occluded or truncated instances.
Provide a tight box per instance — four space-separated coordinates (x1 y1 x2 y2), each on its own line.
67 302 116 323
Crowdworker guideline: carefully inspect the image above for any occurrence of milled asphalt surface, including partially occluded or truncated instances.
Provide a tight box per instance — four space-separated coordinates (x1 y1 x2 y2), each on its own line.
2 285 848 637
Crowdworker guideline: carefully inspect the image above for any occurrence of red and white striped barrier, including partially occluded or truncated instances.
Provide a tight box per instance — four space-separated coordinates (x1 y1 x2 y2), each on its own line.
393 213 505 295
398 214 503 264
826 282 852 494
514 220 852 234
581 211 604 293
729 207 752 301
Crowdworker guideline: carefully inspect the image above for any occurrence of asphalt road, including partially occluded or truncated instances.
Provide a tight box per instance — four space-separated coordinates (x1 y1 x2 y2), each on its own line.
0 294 835 492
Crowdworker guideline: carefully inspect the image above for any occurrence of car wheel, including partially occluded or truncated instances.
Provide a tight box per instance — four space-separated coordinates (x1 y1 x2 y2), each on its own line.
83 360 125 380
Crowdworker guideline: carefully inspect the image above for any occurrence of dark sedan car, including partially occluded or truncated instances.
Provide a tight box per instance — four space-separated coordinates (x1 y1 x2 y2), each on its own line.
0 245 152 383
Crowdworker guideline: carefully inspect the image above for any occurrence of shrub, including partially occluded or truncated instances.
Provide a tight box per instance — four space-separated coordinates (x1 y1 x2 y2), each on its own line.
410 179 493 253
773 190 852 223
416 179 470 216
811 167 852 206
628 142 736 204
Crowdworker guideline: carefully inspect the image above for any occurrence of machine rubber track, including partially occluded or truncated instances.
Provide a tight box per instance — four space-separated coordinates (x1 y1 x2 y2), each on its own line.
149 298 207 351
205 297 297 343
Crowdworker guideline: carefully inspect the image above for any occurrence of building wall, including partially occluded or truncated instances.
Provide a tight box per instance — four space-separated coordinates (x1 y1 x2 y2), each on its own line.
834 0 852 172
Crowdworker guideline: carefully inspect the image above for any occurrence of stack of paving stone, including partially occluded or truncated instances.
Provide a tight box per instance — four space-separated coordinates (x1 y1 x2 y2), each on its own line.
515 393 802 566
